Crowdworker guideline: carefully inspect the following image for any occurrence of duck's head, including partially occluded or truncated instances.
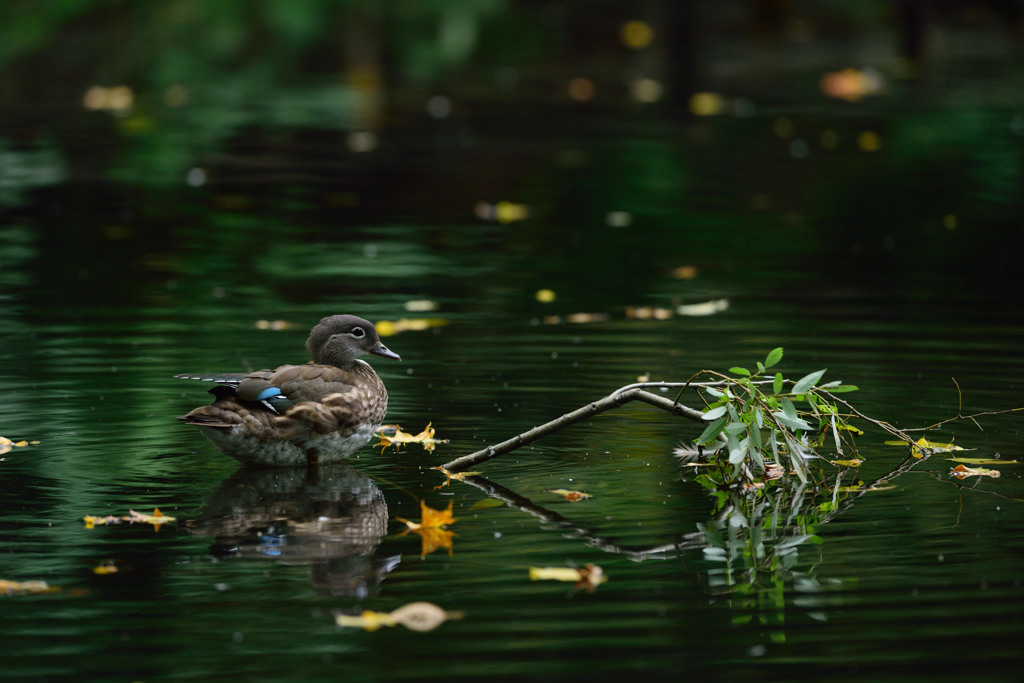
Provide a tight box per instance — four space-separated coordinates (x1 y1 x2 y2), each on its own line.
307 315 401 368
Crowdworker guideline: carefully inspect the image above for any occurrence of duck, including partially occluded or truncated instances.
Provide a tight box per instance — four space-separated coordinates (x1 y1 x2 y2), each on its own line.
176 315 400 467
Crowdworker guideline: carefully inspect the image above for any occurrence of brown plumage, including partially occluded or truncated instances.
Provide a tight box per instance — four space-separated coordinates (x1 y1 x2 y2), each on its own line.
176 315 400 467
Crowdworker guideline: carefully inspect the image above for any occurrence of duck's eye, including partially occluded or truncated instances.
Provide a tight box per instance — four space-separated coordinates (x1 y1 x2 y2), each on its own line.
350 327 366 339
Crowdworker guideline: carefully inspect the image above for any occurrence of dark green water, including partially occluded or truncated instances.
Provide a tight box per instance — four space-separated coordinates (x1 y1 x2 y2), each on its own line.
3 4 1024 681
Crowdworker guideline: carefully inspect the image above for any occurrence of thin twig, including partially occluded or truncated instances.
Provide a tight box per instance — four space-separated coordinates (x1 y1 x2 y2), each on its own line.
440 388 706 472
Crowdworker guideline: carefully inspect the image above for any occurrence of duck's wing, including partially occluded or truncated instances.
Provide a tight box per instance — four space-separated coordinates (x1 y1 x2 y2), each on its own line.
176 369 293 413
266 363 370 404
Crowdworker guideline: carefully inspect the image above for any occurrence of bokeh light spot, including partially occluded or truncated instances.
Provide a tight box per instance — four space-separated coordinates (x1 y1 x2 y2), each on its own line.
631 78 663 103
568 77 595 102
689 92 725 116
620 20 654 49
857 131 882 152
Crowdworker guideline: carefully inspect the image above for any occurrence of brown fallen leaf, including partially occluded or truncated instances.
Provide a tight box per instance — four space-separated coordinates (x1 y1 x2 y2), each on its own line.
335 602 464 632
529 564 607 593
950 464 1000 479
376 423 449 453
545 488 592 502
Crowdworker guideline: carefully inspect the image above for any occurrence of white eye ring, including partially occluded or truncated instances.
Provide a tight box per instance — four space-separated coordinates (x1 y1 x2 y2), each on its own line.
350 327 366 339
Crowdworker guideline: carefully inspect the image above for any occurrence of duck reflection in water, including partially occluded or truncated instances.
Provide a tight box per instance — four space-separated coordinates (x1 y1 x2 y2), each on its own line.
187 466 400 599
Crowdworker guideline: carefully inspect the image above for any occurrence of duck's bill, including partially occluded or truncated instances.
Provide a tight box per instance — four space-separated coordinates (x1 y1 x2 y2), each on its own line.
371 342 401 361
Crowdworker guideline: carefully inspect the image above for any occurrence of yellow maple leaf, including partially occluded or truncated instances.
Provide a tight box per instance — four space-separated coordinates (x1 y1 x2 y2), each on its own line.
394 500 458 558
395 500 457 531
415 527 456 558
376 422 449 453
128 508 176 531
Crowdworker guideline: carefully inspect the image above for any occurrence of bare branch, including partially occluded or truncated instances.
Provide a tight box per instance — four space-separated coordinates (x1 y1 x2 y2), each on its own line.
440 388 705 472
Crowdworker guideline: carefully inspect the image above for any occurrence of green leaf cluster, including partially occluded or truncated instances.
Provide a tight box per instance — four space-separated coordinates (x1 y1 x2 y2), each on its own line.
696 347 860 484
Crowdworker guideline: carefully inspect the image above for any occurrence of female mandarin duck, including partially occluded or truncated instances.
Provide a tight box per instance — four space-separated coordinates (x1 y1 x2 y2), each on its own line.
176 315 400 467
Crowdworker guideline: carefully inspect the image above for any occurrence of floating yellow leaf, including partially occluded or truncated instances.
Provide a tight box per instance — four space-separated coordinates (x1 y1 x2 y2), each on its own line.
950 457 1019 465
83 515 122 529
415 527 456 558
375 318 448 337
396 500 457 532
0 436 37 456
886 437 968 458
469 498 505 510
83 508 175 531
335 609 394 632
335 602 463 632
676 298 730 317
529 564 607 592
545 488 592 502
128 508 176 530
834 484 897 493
431 467 482 489
830 458 863 467
92 561 119 576
915 438 966 453
376 423 449 453
0 579 58 596
950 464 1000 479
395 500 458 558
